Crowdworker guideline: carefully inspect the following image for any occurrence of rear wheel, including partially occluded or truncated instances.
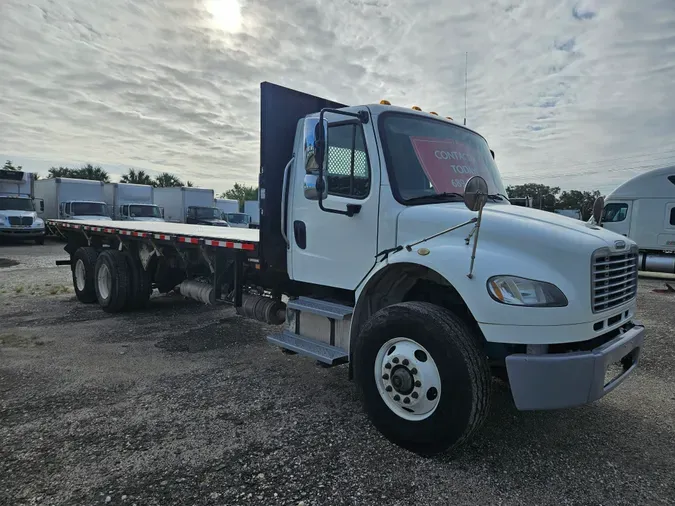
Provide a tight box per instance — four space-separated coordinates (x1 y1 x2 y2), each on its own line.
94 250 129 313
353 301 491 456
72 247 99 303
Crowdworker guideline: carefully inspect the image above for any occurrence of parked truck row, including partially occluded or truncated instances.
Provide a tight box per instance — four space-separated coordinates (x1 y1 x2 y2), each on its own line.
48 81 645 456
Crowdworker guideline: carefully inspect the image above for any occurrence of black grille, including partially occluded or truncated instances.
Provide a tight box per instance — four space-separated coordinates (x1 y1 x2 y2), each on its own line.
7 216 33 226
592 250 638 313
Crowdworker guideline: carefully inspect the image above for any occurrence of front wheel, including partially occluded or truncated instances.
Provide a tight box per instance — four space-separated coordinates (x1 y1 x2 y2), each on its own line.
353 301 491 456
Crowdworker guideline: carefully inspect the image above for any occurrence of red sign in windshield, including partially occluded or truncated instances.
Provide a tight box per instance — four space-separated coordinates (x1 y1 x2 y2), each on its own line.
410 136 491 194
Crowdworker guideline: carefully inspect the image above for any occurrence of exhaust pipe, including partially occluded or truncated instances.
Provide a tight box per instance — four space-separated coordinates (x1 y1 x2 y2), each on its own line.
236 294 286 325
177 280 215 305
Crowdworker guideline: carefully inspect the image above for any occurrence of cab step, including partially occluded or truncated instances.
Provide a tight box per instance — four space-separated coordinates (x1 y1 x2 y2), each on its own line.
267 331 348 366
287 296 353 320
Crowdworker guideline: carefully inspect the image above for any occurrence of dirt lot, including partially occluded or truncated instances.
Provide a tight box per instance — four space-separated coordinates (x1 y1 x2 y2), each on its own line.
1 241 675 505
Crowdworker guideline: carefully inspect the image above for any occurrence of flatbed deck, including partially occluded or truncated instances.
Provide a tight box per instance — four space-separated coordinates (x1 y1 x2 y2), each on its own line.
47 219 259 250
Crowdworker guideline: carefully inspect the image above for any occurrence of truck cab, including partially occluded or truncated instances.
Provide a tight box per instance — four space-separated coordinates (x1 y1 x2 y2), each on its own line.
0 170 45 244
222 212 251 228
186 206 230 226
118 203 164 222
59 200 109 220
256 83 644 455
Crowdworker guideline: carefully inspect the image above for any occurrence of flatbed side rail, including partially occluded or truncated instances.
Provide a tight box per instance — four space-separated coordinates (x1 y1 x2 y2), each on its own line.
46 220 257 252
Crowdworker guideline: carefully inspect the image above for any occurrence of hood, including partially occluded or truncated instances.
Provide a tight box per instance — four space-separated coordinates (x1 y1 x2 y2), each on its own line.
129 217 165 222
0 210 38 219
69 215 110 221
200 219 230 227
396 202 634 255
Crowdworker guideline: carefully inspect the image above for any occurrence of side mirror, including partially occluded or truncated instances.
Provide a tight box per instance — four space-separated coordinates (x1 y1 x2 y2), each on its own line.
303 117 327 174
463 176 488 212
303 173 327 201
592 196 604 226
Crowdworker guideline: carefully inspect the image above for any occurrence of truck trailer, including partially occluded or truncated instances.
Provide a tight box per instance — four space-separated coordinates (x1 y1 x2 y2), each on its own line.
154 187 228 226
104 183 164 221
0 169 46 244
35 178 109 223
596 165 675 273
48 82 645 456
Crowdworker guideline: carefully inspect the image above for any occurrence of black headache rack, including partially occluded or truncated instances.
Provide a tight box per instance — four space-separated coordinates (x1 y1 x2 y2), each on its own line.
258 81 346 275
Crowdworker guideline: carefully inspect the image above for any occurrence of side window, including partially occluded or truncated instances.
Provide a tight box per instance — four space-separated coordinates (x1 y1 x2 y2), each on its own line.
670 208 675 226
326 123 371 199
65 202 71 215
602 203 628 222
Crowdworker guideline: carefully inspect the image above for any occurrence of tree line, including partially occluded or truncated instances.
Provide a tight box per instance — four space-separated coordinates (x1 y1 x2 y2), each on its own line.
506 183 602 221
6 160 595 219
3 159 194 188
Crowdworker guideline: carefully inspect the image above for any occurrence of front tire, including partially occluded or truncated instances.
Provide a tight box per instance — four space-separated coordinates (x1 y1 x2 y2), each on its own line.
353 301 491 456
72 247 99 303
94 250 129 313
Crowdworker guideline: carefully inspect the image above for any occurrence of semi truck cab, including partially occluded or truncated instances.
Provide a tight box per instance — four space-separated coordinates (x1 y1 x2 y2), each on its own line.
186 206 230 226
0 169 45 244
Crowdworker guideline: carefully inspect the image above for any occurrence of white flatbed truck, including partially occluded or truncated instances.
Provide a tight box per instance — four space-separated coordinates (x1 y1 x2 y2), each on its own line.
48 82 645 456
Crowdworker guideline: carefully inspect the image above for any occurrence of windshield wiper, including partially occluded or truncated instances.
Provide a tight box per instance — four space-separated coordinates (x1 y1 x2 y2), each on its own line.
406 192 464 203
487 193 510 202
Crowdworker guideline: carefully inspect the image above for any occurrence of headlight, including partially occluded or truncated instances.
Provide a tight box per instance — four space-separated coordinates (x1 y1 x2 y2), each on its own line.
33 218 44 227
487 276 568 307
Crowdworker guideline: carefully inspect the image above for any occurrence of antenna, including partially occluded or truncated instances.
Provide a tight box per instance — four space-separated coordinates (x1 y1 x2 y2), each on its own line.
464 52 468 126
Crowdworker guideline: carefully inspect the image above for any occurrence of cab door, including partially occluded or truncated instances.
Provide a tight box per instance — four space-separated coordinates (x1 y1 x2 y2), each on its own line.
602 201 631 236
288 115 380 290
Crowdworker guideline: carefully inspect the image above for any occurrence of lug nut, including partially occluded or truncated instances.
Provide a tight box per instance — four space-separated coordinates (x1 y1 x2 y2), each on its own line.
382 374 389 380
385 386 392 392
402 359 409 366
385 363 392 369
411 368 418 375
392 357 399 364
411 392 419 399
393 394 400 401
415 380 421 387
403 397 410 404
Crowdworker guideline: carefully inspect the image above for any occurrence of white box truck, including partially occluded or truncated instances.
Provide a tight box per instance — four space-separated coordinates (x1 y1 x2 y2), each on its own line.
0 169 46 244
49 82 644 456
597 165 675 273
244 199 259 228
215 198 251 228
154 187 228 226
35 178 109 222
104 183 163 221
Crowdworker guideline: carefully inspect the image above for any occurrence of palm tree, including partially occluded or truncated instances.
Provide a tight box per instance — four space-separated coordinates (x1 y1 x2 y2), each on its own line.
48 166 78 178
186 180 194 187
78 163 110 182
121 168 153 185
153 172 184 188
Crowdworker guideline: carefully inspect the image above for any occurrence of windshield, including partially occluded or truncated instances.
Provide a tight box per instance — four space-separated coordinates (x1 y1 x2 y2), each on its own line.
129 204 162 218
72 202 108 216
225 213 248 224
379 113 506 203
0 197 34 211
192 207 221 219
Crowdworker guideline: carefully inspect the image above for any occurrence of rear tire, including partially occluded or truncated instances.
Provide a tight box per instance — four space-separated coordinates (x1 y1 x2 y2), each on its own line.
72 247 99 303
124 252 152 310
94 250 129 313
353 301 491 456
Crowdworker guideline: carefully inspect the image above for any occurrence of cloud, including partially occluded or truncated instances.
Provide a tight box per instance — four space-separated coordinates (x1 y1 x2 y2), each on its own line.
0 0 674 196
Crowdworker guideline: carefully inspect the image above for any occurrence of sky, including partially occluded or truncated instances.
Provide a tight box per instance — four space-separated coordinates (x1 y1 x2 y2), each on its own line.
1 0 674 196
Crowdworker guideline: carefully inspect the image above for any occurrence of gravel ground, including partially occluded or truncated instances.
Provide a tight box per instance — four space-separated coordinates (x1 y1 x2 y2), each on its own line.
1 242 675 505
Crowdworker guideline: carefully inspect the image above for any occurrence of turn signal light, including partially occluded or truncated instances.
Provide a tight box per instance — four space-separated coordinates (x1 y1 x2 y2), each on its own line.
380 99 391 105
429 111 438 115
446 116 454 121
412 106 422 111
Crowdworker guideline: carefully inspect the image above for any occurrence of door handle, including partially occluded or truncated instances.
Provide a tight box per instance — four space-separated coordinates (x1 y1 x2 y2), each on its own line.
294 221 306 249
